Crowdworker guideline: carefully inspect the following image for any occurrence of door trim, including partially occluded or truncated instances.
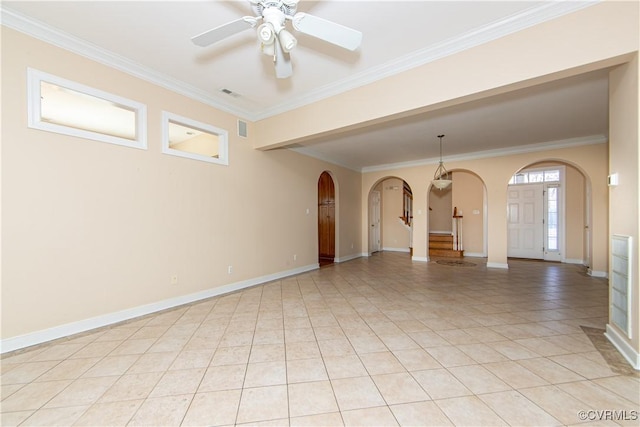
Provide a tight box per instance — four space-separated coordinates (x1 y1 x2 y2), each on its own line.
369 190 381 254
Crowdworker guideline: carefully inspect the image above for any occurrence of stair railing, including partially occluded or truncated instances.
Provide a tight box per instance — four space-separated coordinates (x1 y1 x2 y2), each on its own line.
452 207 463 251
400 184 413 226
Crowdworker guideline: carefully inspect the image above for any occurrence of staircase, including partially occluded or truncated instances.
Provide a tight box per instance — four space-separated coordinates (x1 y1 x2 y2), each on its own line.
429 233 464 258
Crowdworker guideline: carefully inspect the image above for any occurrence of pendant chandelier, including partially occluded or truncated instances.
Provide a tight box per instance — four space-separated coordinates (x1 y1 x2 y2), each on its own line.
431 134 452 190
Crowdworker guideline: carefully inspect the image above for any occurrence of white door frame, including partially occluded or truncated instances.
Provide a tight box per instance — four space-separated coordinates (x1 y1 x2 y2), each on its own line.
508 165 566 261
369 190 381 254
543 182 564 262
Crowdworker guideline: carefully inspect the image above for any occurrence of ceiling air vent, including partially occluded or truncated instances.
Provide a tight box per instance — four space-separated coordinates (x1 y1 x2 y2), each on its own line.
219 88 241 98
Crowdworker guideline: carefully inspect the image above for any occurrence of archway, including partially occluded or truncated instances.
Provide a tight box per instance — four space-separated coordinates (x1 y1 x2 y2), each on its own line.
318 171 335 266
506 160 591 267
367 177 414 256
427 169 487 259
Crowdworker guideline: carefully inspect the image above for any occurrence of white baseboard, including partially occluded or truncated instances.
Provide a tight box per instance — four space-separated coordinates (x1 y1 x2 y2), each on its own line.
412 256 429 262
463 252 486 258
486 262 509 269
605 324 640 370
382 247 410 253
588 269 608 278
563 258 584 265
335 253 362 263
1 263 318 354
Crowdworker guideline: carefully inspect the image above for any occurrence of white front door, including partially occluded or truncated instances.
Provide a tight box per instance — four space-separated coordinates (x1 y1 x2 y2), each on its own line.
369 191 381 253
507 184 544 259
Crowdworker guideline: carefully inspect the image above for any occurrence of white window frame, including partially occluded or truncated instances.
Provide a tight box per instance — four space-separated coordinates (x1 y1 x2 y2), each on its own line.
161 111 229 166
27 68 147 150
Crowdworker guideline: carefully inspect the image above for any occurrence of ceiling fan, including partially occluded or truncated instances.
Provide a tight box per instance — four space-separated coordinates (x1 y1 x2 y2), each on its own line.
191 0 363 79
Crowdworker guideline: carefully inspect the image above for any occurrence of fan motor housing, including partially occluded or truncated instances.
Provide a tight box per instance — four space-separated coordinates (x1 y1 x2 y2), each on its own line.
253 0 298 18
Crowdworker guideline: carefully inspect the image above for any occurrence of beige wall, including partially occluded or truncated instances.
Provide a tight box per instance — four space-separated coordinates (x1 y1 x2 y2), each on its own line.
451 171 485 256
564 166 586 262
331 168 363 260
428 184 452 233
0 28 362 343
609 55 639 360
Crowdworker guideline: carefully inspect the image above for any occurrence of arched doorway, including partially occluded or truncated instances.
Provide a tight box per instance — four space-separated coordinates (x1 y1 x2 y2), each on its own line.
427 169 487 259
318 171 335 266
506 161 590 266
368 177 413 256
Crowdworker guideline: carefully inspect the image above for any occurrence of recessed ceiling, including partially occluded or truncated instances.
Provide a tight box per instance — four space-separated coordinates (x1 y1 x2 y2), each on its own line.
2 0 608 171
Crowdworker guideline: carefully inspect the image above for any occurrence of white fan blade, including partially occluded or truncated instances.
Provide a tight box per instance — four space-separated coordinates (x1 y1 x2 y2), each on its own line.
192 17 257 47
274 40 292 79
292 12 362 51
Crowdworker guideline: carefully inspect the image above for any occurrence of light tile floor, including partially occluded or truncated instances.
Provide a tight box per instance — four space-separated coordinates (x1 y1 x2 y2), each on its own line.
2 253 639 426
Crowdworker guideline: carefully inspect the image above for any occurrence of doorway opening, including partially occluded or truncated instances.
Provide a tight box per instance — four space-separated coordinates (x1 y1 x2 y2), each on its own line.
428 169 487 259
368 177 413 256
507 163 588 265
318 171 335 267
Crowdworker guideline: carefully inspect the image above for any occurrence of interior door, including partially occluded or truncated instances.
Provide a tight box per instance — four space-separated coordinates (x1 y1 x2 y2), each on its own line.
369 190 381 253
507 184 544 259
584 184 592 270
318 172 335 263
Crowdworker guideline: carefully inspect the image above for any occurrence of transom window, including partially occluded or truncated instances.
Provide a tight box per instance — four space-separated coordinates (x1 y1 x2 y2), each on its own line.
161 112 228 165
509 168 560 185
27 68 147 149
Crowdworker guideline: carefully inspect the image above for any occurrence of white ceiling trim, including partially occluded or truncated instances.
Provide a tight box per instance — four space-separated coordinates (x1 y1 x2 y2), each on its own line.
1 1 599 123
357 134 608 173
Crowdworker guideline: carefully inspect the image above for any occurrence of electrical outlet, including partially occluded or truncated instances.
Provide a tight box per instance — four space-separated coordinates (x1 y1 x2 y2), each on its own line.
170 275 178 285
293 254 297 261
228 265 232 274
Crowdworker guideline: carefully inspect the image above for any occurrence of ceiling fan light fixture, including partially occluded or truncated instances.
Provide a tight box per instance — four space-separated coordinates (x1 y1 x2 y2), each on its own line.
191 0 362 79
257 22 275 44
278 29 297 52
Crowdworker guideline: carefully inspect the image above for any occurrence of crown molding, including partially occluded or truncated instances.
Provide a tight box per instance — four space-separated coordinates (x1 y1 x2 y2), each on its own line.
360 134 608 173
2 1 600 122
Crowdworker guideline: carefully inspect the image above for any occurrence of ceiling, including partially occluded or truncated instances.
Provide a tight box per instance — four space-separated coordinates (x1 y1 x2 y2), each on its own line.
2 0 609 171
